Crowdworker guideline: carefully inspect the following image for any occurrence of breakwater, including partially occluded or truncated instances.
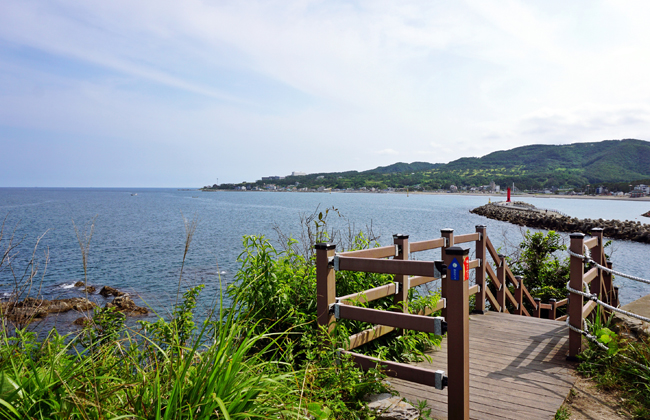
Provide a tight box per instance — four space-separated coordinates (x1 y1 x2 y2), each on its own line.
471 202 650 243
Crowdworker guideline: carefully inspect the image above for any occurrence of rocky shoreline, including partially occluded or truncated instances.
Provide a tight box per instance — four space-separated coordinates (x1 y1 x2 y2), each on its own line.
1 283 148 326
471 201 650 243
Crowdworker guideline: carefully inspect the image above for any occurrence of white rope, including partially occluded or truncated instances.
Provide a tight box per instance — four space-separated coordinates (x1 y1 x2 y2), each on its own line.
566 281 650 324
565 316 650 372
567 247 650 286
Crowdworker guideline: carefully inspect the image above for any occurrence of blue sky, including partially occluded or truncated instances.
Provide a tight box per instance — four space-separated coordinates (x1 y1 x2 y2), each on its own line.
2 0 650 187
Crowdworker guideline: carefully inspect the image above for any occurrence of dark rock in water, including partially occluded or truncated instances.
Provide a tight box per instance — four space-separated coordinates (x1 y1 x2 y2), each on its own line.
643 211 650 218
2 297 97 324
83 286 96 294
99 286 124 297
106 295 148 316
74 281 85 287
73 317 91 326
470 202 650 244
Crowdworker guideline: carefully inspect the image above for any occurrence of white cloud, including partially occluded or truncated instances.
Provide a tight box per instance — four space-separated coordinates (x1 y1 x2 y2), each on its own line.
1 0 650 186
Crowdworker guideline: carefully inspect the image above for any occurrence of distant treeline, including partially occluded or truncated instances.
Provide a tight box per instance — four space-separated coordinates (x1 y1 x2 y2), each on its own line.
206 139 650 192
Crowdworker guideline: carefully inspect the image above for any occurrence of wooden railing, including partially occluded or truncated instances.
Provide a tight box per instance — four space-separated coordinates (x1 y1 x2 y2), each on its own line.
568 228 619 358
315 225 565 420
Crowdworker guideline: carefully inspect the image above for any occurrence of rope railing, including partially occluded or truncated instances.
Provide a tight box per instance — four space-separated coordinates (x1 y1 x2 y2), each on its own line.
564 316 650 372
567 246 650 286
566 281 650 324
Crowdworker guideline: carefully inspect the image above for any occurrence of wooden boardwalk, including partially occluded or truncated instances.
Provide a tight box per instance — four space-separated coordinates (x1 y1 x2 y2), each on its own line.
391 312 577 420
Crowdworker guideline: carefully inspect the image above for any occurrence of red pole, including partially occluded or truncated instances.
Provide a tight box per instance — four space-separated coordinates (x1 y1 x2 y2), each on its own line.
507 187 511 202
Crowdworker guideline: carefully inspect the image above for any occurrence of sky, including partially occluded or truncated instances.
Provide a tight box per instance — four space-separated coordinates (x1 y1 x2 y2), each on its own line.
1 1 650 187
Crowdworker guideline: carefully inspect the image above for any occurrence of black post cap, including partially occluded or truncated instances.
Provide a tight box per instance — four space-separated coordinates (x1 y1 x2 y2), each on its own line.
570 233 586 238
314 243 336 250
441 228 454 233
445 246 469 256
393 234 409 240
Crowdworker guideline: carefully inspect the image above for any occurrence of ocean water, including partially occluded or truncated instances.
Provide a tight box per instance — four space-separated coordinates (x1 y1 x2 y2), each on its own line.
1 188 649 331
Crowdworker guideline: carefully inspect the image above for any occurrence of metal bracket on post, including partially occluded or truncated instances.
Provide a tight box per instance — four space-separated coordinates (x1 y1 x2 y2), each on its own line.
394 244 401 256
330 300 341 320
434 317 448 336
329 255 340 271
394 281 400 295
434 370 448 390
434 261 447 278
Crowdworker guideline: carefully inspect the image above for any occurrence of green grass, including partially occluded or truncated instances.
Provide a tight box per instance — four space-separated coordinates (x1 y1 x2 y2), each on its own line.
578 312 650 419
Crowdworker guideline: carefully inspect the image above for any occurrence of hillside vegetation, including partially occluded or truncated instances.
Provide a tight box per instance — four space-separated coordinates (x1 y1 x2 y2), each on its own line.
212 139 650 191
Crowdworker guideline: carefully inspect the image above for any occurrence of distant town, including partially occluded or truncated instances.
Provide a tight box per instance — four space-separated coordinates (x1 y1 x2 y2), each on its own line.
203 172 650 198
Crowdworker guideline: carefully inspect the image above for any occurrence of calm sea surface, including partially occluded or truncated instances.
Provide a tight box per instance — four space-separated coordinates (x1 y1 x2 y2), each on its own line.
1 188 649 331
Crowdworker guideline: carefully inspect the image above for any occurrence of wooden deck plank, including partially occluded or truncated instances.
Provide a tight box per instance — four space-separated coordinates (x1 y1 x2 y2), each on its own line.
390 311 576 420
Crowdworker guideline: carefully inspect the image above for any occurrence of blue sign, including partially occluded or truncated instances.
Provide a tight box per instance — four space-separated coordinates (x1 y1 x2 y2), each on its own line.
449 257 461 281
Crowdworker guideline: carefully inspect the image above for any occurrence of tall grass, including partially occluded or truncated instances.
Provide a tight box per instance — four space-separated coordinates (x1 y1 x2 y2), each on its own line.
0 213 395 419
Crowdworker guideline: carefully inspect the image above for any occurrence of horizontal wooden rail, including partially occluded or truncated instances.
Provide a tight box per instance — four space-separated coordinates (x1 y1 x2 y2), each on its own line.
410 238 445 253
338 245 396 259
556 314 568 322
469 284 480 296
538 303 553 310
416 298 445 316
341 351 441 388
337 305 438 334
339 283 397 305
409 275 439 288
468 259 480 270
584 267 598 284
337 256 439 278
584 236 598 250
454 233 480 244
582 300 597 318
348 325 395 350
554 298 568 308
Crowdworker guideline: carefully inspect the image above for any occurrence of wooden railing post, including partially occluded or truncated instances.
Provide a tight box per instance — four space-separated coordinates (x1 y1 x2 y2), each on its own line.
497 255 506 313
474 225 487 314
549 298 557 320
441 229 454 318
316 243 337 333
603 261 613 307
393 234 410 314
591 228 604 298
533 298 541 318
515 275 524 315
569 233 586 359
443 246 470 420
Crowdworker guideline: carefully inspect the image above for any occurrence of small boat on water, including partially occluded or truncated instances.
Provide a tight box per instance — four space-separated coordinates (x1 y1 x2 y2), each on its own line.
131 193 138 196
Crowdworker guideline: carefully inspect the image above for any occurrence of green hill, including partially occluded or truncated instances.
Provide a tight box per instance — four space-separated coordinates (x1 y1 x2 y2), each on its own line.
211 139 650 191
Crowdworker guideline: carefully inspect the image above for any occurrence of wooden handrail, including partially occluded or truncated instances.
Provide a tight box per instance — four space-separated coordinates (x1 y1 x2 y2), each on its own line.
339 283 397 305
409 275 439 288
339 245 396 259
338 256 438 277
454 232 480 244
486 264 501 290
347 325 394 350
486 237 500 262
468 259 480 270
410 238 445 253
340 351 441 388
584 236 598 250
584 267 598 284
485 288 500 312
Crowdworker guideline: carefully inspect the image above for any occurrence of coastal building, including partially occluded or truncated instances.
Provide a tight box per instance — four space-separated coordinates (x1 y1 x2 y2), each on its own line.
291 171 306 176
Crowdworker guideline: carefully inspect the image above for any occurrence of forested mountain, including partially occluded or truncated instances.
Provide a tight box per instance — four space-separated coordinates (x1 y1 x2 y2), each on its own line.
212 139 650 191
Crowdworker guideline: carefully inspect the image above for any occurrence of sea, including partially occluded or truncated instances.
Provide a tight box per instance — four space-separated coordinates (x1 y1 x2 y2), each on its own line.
1 188 649 332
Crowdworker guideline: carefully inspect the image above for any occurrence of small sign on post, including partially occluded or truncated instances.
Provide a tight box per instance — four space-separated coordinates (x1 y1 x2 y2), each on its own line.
463 256 469 281
449 258 461 281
